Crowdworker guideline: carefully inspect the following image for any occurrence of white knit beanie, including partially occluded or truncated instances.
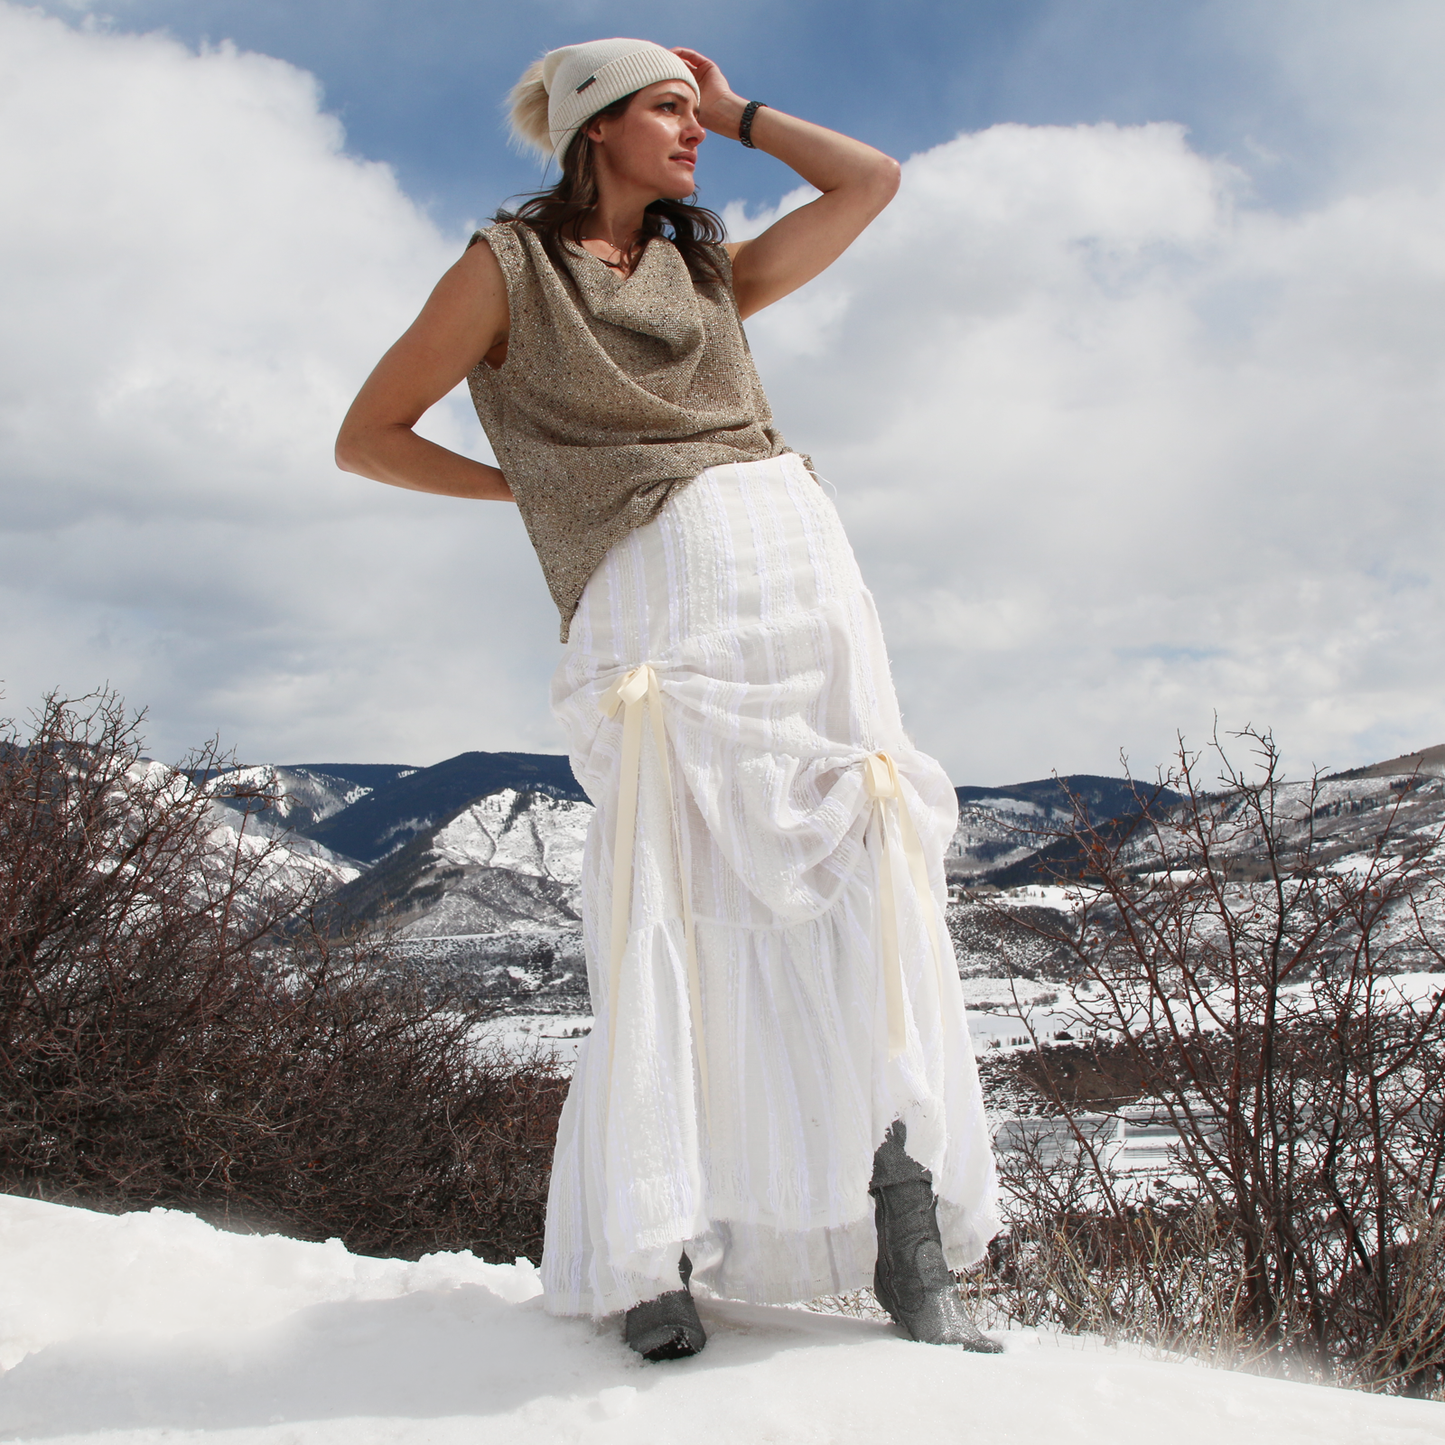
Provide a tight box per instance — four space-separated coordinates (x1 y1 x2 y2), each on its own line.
508 38 701 163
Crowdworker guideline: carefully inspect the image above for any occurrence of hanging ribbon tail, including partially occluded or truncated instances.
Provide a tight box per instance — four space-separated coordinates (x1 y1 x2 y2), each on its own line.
890 768 950 1007
601 666 649 1098
864 751 949 1060
599 664 711 1132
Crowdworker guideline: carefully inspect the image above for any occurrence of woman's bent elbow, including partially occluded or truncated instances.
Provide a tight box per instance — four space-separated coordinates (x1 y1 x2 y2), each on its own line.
873 155 902 204
334 429 372 478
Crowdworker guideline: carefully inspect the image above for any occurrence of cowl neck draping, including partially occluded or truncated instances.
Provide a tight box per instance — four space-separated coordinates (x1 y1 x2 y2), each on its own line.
561 237 706 390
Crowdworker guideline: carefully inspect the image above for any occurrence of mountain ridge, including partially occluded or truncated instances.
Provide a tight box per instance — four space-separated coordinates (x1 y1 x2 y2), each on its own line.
287 751 587 864
215 742 1445 1008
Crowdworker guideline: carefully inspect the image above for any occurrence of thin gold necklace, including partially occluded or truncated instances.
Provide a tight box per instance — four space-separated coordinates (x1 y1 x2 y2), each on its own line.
581 235 636 272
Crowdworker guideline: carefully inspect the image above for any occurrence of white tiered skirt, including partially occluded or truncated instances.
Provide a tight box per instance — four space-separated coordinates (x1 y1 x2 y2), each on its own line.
541 452 999 1318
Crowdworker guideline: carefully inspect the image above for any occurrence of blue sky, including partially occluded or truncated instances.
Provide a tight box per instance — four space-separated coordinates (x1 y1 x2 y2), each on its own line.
56 0 1341 223
3 1 1444 781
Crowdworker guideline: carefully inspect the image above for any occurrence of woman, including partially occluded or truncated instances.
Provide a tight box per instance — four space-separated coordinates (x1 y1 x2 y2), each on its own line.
336 37 1001 1360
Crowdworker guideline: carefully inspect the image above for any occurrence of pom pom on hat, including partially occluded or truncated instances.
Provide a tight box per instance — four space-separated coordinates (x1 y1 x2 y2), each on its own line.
507 59 551 156
508 37 700 162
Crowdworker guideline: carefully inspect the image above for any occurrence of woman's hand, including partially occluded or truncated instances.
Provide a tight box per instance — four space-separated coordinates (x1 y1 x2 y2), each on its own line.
668 51 901 319
671 48 746 139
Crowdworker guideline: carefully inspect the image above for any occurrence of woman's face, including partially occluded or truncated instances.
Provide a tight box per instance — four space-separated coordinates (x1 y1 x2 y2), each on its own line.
586 81 705 201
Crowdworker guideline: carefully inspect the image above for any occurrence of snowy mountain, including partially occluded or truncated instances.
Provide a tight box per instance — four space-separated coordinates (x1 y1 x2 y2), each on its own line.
948 759 1445 977
989 760 1445 893
946 775 1180 882
203 801 361 895
299 752 586 864
210 763 416 835
322 788 593 1005
1331 742 1445 781
128 761 365 897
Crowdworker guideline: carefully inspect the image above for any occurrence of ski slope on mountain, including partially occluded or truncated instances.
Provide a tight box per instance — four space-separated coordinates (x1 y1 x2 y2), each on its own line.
1 1195 1439 1444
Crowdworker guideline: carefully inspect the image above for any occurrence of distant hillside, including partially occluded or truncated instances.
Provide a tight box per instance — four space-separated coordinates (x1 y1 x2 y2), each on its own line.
976 761 1445 892
1328 744 1445 782
210 763 419 835
946 775 1181 883
956 774 1178 822
283 763 421 792
301 750 588 864
320 787 592 1005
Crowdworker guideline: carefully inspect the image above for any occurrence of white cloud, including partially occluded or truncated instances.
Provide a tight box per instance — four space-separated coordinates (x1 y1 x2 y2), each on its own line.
2 4 1444 784
742 116 1445 779
0 4 562 765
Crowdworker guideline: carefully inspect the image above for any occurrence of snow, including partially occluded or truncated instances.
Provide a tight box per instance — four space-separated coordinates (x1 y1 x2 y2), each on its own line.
998 883 1078 910
3 1195 1440 1444
958 975 1099 1054
203 812 360 890
212 766 361 828
478 1012 594 1068
430 791 590 883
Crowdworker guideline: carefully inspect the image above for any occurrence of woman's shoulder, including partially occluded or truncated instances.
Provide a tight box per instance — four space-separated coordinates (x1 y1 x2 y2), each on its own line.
468 218 552 288
470 217 528 255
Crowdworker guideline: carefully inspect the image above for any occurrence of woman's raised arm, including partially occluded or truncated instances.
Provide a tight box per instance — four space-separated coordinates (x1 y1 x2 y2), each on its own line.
673 48 900 320
335 239 515 500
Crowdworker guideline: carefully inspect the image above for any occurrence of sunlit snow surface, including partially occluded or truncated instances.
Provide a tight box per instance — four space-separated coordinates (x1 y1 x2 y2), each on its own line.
2 1196 1441 1443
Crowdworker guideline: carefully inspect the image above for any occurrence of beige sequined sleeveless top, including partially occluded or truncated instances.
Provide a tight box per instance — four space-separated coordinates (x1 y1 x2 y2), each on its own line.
466 221 801 641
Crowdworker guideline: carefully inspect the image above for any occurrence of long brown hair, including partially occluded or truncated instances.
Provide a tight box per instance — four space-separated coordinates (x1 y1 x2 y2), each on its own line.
495 91 727 285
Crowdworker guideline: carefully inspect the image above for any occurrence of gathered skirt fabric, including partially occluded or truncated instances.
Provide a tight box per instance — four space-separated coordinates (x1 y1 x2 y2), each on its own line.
542 452 1000 1318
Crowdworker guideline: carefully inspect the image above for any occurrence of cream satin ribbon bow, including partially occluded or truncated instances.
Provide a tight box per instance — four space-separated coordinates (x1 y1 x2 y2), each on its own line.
599 664 710 1123
863 751 949 1059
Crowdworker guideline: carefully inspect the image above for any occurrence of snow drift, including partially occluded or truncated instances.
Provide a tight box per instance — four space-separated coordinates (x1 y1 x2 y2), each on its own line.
1 1193 1438 1444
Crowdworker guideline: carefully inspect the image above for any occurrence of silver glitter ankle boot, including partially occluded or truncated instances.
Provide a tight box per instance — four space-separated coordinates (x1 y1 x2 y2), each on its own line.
870 1122 1002 1352
624 1252 707 1361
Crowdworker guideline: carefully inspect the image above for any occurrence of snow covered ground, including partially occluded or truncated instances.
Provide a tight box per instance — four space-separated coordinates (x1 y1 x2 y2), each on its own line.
2 1195 1441 1444
479 971 1100 1070
480 1012 594 1068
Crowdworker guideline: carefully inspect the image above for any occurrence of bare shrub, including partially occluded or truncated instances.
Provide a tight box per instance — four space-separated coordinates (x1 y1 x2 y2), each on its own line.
966 1139 1280 1371
973 726 1445 1395
0 690 567 1262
